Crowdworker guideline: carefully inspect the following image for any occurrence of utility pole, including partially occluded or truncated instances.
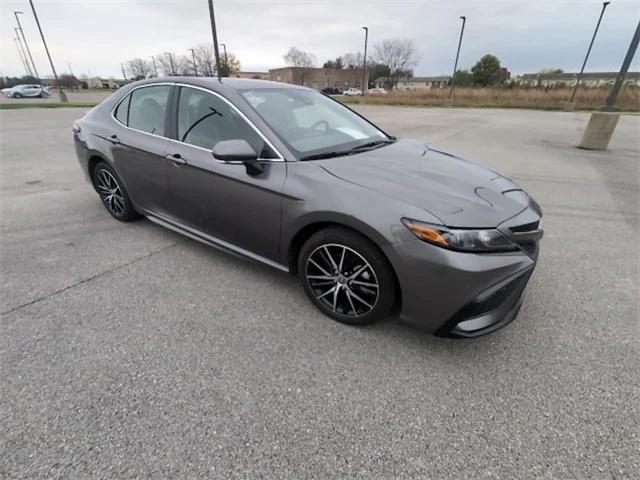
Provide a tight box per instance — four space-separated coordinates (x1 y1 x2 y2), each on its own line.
68 63 74 77
14 37 31 76
207 0 222 80
14 11 39 80
603 20 640 111
189 48 198 76
151 56 158 77
567 1 611 110
14 29 33 76
361 26 368 96
121 63 127 81
27 1 65 101
448 15 466 105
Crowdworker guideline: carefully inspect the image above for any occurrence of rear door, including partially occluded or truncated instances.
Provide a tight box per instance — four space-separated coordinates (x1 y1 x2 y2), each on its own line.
110 84 173 215
163 85 287 262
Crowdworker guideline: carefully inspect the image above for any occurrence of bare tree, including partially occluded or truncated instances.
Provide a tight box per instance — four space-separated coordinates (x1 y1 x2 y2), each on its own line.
283 47 316 68
126 58 152 80
372 39 420 89
283 47 316 85
220 52 241 76
192 44 216 77
156 52 184 76
342 52 364 70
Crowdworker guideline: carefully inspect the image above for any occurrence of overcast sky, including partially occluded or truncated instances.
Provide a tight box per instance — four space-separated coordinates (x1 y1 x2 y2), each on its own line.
1 0 639 79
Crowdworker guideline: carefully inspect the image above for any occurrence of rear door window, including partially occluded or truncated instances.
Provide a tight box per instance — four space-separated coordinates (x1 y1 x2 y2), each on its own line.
127 85 171 136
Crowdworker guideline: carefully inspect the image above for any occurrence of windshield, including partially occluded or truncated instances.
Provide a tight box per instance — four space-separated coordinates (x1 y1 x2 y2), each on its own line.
240 88 389 160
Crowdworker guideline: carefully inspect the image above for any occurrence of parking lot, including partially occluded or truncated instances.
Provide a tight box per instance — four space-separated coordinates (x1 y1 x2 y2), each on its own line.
1 105 638 479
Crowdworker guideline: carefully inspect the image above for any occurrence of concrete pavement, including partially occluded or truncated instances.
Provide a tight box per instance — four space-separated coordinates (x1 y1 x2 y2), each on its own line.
1 106 638 479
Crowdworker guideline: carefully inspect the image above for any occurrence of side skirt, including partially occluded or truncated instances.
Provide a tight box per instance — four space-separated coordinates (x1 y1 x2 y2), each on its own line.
144 212 290 274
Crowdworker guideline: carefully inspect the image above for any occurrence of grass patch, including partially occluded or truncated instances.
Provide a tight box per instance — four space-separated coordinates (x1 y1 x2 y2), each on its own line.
0 102 97 110
341 86 640 112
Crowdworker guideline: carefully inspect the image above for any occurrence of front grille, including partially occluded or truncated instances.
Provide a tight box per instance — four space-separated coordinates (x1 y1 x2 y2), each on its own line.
510 220 539 233
518 241 538 257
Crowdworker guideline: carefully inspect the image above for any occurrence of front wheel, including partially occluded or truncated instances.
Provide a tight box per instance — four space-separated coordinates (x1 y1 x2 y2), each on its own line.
13 93 22 98
298 227 396 326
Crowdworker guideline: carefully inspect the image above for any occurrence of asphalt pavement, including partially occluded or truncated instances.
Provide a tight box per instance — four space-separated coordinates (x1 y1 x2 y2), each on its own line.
1 105 638 479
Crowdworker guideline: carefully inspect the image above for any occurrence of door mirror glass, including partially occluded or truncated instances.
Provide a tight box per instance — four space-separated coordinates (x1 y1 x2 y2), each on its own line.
212 139 258 162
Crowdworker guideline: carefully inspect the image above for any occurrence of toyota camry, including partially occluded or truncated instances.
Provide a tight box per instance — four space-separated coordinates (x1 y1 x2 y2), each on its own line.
73 77 543 337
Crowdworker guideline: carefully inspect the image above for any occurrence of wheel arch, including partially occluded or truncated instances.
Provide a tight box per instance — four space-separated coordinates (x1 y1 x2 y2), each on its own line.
285 217 402 313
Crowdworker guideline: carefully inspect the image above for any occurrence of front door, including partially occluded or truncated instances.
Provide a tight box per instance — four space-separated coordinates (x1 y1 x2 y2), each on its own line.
164 85 286 263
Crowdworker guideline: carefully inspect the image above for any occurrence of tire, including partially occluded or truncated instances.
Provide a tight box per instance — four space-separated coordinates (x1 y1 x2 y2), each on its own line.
91 161 138 222
13 93 22 98
298 227 396 326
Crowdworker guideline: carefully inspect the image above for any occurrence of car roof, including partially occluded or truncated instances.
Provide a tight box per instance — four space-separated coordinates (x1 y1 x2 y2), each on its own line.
126 76 308 92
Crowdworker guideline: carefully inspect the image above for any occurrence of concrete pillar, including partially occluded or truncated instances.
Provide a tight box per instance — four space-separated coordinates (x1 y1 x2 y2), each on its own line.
578 111 620 150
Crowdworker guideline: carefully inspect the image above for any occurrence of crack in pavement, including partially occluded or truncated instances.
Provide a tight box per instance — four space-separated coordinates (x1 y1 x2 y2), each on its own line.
0 242 181 316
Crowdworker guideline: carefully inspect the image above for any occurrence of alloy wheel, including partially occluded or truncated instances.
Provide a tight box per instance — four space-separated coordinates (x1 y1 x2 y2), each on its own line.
305 243 379 317
95 169 125 216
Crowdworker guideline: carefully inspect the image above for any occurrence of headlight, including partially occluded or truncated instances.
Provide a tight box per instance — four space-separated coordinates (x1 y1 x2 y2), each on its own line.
401 218 518 253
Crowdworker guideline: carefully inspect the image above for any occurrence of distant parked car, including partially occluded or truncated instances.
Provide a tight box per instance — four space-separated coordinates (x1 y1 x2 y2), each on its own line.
369 87 388 95
342 88 362 96
4 84 50 98
321 87 342 95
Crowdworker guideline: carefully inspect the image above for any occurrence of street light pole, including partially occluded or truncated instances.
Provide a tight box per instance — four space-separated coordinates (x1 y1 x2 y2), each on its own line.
14 11 40 80
28 1 66 101
361 26 368 96
603 20 640 111
448 15 466 104
189 48 198 76
568 1 611 106
14 37 31 76
14 29 33 76
207 0 222 80
151 56 158 77
121 63 127 81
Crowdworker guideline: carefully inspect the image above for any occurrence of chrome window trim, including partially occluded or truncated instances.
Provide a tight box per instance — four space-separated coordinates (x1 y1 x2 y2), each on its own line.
110 81 285 162
110 82 175 140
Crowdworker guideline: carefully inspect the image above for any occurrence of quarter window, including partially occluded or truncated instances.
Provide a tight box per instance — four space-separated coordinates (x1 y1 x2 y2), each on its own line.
177 86 276 158
127 85 171 136
114 94 130 125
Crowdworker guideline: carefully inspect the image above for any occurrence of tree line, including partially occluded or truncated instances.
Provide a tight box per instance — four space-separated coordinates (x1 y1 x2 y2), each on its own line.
124 45 240 80
283 38 420 89
284 41 527 89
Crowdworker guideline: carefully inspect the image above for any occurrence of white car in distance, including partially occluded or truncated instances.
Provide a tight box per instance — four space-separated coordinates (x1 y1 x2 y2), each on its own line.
4 84 51 98
342 88 363 96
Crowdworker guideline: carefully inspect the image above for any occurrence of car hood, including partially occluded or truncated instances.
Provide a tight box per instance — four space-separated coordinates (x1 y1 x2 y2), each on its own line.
318 139 531 228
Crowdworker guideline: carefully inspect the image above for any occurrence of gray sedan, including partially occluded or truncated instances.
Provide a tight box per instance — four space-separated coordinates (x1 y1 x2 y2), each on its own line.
73 77 542 337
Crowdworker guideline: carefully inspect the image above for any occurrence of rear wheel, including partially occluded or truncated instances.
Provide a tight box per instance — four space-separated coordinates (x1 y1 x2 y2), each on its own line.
298 227 395 326
92 162 137 221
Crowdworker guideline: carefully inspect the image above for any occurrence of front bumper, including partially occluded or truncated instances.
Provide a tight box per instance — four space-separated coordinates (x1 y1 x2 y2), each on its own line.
383 209 541 337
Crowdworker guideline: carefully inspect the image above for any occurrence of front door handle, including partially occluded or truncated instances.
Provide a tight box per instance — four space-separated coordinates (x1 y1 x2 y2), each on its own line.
165 153 187 166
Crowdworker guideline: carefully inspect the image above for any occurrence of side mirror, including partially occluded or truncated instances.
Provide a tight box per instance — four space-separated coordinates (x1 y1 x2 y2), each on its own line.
212 139 263 175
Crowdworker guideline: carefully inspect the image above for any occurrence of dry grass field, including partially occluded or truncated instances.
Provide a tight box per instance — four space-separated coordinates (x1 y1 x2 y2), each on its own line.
344 86 640 111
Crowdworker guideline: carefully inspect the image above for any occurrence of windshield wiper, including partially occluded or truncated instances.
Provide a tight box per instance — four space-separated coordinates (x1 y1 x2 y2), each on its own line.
299 151 352 161
349 138 396 152
299 138 396 161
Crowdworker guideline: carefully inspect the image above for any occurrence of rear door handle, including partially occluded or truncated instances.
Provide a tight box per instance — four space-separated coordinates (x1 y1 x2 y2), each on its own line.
108 134 120 145
165 153 187 166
